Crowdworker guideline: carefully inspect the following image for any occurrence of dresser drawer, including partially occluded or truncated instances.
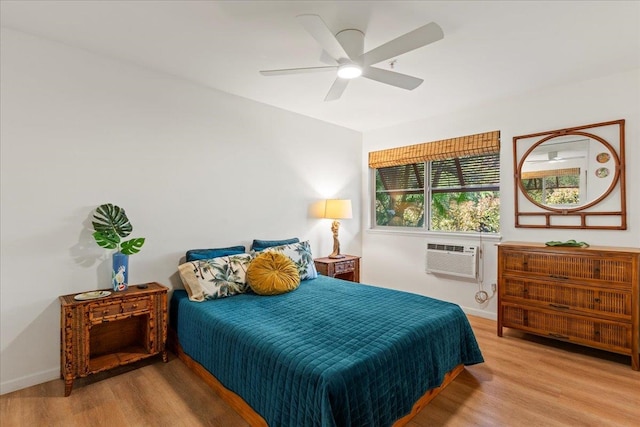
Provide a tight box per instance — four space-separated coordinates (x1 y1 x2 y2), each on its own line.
501 250 635 286
122 298 150 314
334 260 355 273
91 297 151 321
91 303 121 320
501 278 632 320
502 303 633 354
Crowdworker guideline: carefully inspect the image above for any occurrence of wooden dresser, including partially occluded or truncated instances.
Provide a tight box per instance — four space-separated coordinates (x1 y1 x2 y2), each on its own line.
497 242 639 370
60 282 168 395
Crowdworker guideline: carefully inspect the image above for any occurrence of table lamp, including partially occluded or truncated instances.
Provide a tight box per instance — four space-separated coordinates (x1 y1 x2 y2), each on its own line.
324 199 352 258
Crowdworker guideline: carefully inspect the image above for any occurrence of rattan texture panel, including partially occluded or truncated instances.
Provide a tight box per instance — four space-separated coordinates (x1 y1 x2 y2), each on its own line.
503 306 631 350
368 130 499 168
503 279 631 316
521 167 580 179
503 252 633 284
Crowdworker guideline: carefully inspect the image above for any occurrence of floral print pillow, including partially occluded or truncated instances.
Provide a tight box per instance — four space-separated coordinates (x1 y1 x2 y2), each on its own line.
178 253 252 302
264 240 318 281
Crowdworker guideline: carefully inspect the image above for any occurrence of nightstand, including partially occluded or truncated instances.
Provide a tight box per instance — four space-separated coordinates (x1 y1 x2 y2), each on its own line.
59 282 168 396
314 255 361 283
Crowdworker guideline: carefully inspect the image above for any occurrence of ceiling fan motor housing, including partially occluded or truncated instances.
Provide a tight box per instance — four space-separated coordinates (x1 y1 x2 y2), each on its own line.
335 29 364 62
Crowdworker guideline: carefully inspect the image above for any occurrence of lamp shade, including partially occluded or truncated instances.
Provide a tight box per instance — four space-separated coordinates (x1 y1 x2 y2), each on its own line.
324 199 352 220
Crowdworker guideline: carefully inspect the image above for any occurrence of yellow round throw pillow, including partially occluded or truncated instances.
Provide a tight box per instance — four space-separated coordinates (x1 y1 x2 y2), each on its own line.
247 252 301 295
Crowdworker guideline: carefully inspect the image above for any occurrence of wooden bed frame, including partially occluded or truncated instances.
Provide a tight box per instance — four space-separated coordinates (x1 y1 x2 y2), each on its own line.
169 328 464 426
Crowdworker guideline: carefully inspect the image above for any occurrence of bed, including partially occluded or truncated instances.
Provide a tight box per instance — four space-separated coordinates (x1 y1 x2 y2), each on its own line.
169 274 483 426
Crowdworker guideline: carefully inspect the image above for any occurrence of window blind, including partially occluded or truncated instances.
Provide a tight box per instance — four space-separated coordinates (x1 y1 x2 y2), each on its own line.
377 163 425 194
368 130 500 168
521 167 580 180
431 154 500 190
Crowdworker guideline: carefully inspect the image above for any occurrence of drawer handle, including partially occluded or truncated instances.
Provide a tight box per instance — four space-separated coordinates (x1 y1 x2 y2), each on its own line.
549 274 569 280
594 298 601 303
102 310 110 315
132 304 138 309
549 332 569 340
549 303 570 310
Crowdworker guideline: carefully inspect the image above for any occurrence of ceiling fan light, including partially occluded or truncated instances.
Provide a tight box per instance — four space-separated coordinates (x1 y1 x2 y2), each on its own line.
337 64 362 79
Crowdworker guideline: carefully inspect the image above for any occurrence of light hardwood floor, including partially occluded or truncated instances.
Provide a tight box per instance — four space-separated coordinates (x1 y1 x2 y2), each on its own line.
1 315 638 426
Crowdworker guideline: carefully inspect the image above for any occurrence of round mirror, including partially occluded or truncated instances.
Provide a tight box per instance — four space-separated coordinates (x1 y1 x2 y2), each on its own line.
518 132 619 212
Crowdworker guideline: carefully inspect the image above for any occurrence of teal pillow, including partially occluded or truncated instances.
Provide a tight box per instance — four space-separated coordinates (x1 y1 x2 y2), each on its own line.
186 245 245 262
250 238 299 252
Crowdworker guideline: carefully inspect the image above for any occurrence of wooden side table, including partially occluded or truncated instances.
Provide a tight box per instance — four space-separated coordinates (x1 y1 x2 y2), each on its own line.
314 255 361 283
59 282 168 396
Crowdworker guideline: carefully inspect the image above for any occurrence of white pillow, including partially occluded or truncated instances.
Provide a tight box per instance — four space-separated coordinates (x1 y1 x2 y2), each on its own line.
263 240 318 281
178 253 253 302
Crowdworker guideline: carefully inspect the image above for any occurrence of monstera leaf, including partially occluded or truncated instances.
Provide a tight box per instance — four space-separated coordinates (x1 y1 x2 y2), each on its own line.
92 229 120 250
120 238 145 255
545 239 589 248
91 203 145 255
92 203 132 238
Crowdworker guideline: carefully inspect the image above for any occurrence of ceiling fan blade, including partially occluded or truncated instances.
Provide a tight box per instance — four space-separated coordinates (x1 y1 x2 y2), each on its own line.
319 50 338 65
360 22 444 66
260 66 337 76
324 78 349 101
297 14 350 61
362 67 423 90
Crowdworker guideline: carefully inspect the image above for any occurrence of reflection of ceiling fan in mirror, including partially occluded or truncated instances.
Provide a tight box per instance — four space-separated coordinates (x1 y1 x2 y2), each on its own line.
524 138 589 164
259 14 444 101
524 151 586 163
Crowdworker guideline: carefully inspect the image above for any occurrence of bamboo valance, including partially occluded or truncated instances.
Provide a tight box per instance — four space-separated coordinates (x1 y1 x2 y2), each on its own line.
368 130 500 168
521 168 580 180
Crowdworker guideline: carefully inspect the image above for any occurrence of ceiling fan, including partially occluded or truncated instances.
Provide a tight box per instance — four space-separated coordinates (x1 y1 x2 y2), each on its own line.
259 14 444 101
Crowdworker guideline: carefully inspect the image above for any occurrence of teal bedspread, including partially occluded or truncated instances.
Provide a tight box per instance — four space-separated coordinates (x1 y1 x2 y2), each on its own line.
172 276 483 427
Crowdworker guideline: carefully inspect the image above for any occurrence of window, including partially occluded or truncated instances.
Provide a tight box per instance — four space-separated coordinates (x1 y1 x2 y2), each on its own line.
370 131 500 233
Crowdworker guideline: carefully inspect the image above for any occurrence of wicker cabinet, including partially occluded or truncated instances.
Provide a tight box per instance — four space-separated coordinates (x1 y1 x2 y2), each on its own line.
60 283 168 396
497 242 639 370
314 255 360 282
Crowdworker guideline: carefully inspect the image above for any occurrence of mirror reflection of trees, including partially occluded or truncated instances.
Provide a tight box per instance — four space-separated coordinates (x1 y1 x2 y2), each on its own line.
522 173 580 206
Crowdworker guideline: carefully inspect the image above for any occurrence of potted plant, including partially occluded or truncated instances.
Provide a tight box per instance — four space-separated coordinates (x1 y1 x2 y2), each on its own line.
91 203 145 291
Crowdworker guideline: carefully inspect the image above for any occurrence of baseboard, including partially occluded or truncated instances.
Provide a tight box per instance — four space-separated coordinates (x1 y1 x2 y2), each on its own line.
461 306 497 321
0 367 59 395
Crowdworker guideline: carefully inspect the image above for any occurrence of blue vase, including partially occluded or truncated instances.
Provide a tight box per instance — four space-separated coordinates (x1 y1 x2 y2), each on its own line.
112 252 129 291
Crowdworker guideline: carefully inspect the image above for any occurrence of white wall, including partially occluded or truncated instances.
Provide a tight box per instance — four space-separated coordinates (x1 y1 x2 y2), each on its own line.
0 28 362 394
3 23 638 396
361 68 640 319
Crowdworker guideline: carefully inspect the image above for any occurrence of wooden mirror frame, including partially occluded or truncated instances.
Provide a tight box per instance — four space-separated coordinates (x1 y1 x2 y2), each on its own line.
513 119 626 229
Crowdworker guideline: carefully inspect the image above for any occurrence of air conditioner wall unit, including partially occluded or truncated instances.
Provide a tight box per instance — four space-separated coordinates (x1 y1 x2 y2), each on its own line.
425 243 478 279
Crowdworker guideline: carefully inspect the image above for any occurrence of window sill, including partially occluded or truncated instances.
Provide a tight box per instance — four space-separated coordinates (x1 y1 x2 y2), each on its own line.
366 227 502 242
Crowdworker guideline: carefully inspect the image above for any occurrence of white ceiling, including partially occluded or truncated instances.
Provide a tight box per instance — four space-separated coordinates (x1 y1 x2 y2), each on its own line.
1 1 639 132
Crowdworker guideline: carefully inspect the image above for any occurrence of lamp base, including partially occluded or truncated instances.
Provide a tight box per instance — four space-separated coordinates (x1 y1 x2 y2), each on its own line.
328 254 346 259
